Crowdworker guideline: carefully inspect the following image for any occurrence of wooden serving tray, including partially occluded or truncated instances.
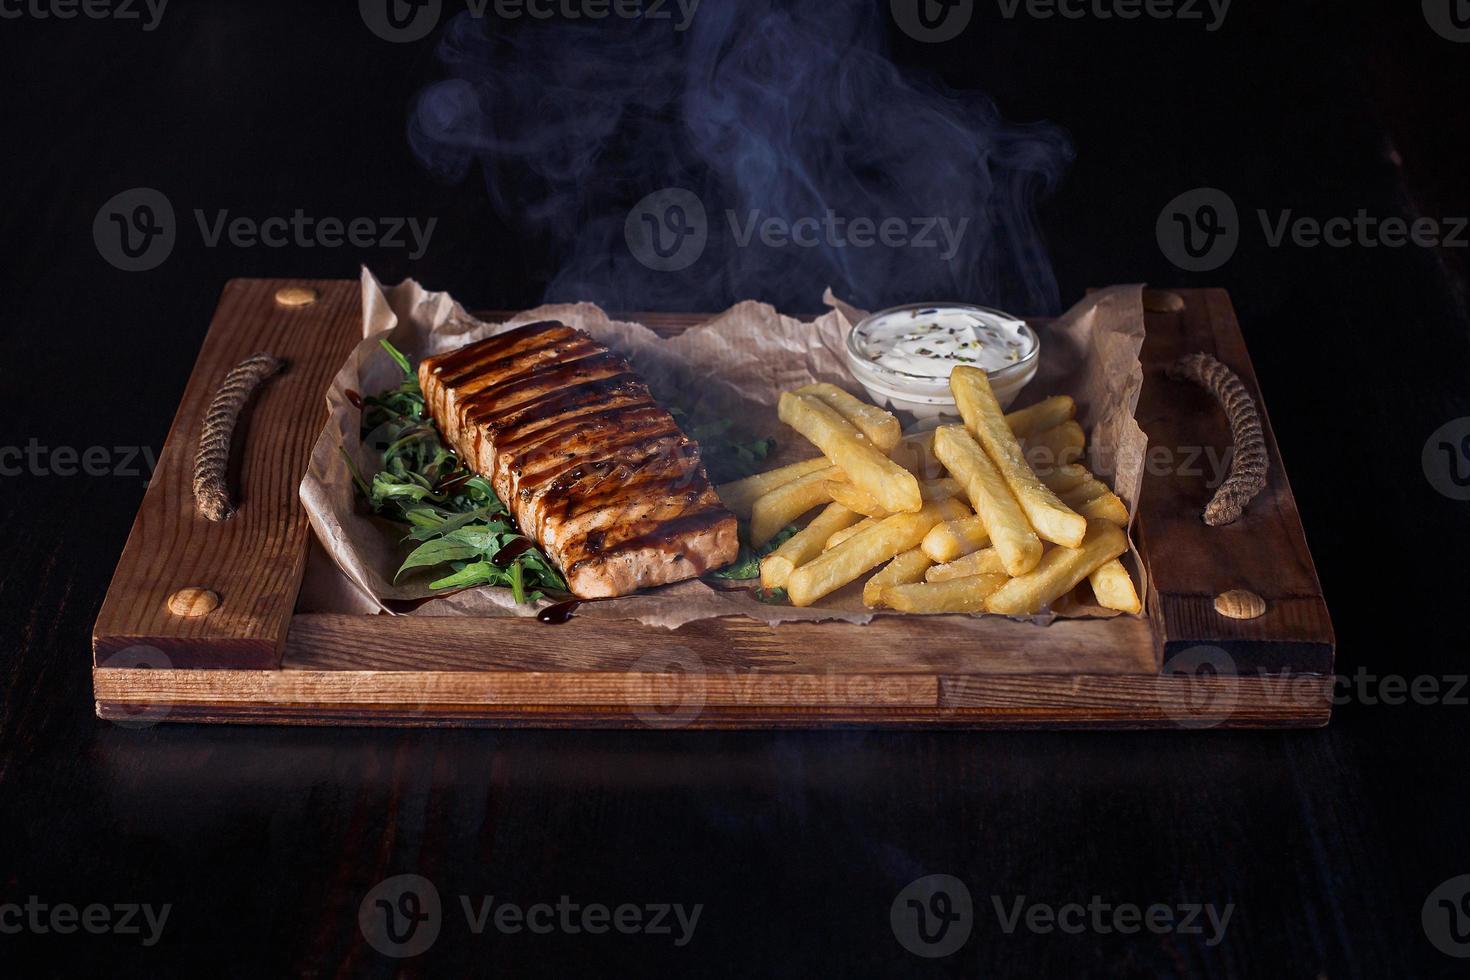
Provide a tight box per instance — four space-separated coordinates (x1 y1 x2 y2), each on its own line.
92 280 1334 729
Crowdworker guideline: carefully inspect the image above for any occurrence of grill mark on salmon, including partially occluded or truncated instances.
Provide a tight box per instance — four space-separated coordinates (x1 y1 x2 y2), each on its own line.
418 321 738 598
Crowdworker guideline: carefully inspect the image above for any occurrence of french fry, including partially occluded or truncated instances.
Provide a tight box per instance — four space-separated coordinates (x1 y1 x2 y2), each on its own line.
1059 481 1129 525
716 457 830 519
889 430 943 478
786 499 967 607
759 503 860 590
950 366 1086 548
862 547 933 607
925 547 1007 582
825 480 889 518
1037 463 1092 493
1070 492 1129 525
793 382 901 451
1004 394 1076 439
985 519 1128 616
920 477 964 501
920 516 990 563
826 516 878 550
749 466 842 547
1026 421 1086 470
881 574 1009 614
778 393 922 514
1088 557 1141 614
933 425 1042 576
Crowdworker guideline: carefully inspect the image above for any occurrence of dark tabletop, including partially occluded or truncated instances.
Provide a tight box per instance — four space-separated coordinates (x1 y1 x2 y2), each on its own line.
2 1 1469 976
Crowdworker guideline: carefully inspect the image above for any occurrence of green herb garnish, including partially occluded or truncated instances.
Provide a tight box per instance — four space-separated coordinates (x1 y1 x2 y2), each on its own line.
708 525 799 580
342 340 567 602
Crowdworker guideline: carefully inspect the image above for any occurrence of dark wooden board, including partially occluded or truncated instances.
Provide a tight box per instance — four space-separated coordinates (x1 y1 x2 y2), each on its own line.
91 280 1334 728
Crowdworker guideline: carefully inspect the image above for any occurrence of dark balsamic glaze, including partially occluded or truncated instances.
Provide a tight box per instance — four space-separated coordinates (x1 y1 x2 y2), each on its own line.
345 389 364 410
536 599 583 625
490 537 535 567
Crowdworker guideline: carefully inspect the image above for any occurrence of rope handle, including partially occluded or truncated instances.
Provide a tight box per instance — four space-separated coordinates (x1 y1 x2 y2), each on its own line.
192 352 284 522
1166 352 1268 526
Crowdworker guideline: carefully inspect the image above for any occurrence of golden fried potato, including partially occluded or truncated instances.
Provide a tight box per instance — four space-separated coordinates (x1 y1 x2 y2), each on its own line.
1026 421 1086 471
792 382 901 451
881 574 1009 614
749 466 842 547
985 519 1128 616
919 516 990 563
862 547 933 608
825 480 889 518
950 367 1086 548
925 547 1007 582
716 457 830 519
1003 394 1076 439
1088 557 1141 614
778 393 921 513
786 499 967 607
933 425 1042 576
759 503 860 590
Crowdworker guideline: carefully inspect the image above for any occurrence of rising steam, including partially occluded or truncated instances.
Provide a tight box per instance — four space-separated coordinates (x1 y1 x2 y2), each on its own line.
409 0 1073 314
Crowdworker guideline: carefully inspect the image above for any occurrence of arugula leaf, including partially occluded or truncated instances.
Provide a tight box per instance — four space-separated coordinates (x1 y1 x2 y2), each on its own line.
708 525 799 580
344 340 567 604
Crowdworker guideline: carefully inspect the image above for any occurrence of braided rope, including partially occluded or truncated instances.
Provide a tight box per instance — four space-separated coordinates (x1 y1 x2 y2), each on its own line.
192 352 284 522
1167 352 1268 526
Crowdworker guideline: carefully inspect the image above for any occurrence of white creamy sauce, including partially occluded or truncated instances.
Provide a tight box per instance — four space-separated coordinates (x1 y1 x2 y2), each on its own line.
857 307 1030 379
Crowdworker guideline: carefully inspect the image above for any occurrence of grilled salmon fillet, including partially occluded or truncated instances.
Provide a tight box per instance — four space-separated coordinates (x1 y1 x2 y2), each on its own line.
418 321 739 598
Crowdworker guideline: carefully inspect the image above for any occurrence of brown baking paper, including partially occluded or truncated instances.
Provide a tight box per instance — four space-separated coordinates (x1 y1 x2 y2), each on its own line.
299 269 1147 628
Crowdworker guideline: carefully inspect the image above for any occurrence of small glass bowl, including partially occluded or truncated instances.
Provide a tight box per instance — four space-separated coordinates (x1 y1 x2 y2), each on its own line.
844 303 1041 419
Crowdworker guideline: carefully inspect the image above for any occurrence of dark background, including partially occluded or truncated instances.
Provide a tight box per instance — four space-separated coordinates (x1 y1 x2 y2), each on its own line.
2 1 1468 976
